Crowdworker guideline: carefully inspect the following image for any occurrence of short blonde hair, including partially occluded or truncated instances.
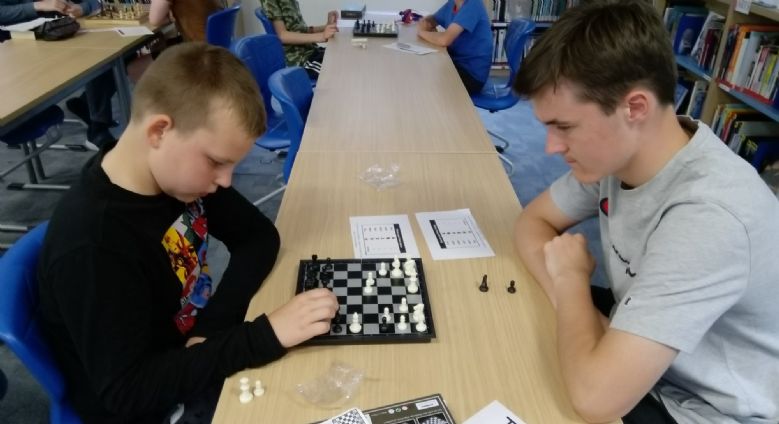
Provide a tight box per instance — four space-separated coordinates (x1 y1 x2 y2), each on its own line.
130 42 266 137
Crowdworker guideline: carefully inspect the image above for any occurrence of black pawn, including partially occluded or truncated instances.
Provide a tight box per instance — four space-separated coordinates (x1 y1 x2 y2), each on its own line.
324 257 333 271
479 274 489 292
379 316 388 332
507 280 516 294
332 322 343 333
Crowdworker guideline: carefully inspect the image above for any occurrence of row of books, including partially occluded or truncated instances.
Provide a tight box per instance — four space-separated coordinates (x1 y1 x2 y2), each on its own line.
718 23 779 106
675 77 708 119
486 0 579 23
711 103 779 172
663 5 710 56
689 11 725 74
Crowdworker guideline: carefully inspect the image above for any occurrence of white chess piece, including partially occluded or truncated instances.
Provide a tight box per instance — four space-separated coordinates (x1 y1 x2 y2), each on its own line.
397 315 408 331
403 259 416 276
407 277 419 294
378 262 388 276
363 272 375 295
415 315 427 332
382 307 392 323
253 380 265 397
239 382 253 404
413 303 425 321
399 297 408 313
349 312 362 333
392 255 400 269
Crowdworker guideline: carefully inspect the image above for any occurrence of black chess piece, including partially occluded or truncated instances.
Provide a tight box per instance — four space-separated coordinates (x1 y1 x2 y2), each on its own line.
379 316 388 332
332 322 343 333
507 280 516 294
311 254 318 265
324 257 333 271
479 274 489 292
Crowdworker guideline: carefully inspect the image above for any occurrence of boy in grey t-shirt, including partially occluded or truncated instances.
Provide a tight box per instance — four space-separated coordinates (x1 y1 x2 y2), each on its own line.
512 1 779 423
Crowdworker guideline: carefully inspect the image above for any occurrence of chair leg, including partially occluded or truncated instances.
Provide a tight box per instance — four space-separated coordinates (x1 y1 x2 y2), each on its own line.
19 143 38 184
252 185 286 207
487 129 510 151
29 141 47 180
498 153 514 177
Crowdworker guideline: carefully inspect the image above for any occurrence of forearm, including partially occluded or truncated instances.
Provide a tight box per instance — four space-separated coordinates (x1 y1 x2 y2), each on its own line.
148 0 171 25
278 28 326 44
554 279 609 412
514 215 560 307
417 29 449 47
0 3 37 25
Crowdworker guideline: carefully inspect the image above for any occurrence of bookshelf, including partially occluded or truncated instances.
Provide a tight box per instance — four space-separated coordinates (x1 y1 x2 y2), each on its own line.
666 0 779 125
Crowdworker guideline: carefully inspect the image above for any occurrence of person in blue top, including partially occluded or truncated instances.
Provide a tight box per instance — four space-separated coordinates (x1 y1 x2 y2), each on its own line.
417 0 493 94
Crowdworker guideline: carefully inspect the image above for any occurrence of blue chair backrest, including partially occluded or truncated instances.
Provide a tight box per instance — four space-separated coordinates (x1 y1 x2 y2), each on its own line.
0 223 82 423
231 34 287 122
254 7 277 35
206 4 241 49
268 67 313 182
504 18 536 87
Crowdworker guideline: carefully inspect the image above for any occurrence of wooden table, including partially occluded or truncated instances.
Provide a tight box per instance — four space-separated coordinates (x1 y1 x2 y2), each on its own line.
300 35 496 154
213 152 587 423
0 27 150 136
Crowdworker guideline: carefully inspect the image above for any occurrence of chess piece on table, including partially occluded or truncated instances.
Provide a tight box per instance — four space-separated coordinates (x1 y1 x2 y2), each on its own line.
253 380 265 397
390 260 404 278
479 274 489 292
349 312 362 333
379 315 389 332
378 261 388 276
415 315 427 332
399 297 408 313
403 258 416 276
239 378 253 404
507 280 516 293
382 306 392 323
412 303 425 321
407 277 419 293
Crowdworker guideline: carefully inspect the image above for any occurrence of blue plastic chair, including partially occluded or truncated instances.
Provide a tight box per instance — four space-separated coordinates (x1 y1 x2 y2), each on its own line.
205 4 241 49
251 67 313 206
471 18 536 175
232 34 290 152
0 222 83 423
254 7 277 35
268 67 313 183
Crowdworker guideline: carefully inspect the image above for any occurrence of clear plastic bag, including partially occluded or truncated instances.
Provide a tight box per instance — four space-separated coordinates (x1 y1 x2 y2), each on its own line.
359 163 401 190
294 361 365 407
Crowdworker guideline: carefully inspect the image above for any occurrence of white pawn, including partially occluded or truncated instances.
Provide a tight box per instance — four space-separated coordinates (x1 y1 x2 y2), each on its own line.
415 315 427 332
397 315 408 331
239 377 249 385
239 382 253 404
382 307 392 322
349 312 362 333
363 272 375 295
407 277 419 294
378 262 388 276
391 255 400 269
399 297 408 313
253 380 265 397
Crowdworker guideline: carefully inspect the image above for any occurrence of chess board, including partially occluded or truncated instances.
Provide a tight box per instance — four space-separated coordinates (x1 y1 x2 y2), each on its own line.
295 257 436 344
352 21 398 38
87 2 149 25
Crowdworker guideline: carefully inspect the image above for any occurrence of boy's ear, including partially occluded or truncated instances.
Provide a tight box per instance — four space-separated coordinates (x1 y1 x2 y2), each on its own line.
623 88 651 123
145 114 173 148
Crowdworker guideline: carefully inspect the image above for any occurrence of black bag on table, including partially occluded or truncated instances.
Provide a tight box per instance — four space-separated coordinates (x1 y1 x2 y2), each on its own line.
34 17 80 41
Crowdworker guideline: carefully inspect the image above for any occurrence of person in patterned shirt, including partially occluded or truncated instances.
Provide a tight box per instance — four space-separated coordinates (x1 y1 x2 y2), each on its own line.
259 0 337 79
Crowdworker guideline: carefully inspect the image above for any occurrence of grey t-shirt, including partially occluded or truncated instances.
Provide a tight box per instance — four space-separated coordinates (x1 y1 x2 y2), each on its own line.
549 117 779 424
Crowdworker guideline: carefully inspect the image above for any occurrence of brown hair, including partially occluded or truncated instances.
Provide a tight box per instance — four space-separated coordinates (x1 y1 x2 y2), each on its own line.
130 42 266 137
513 0 677 113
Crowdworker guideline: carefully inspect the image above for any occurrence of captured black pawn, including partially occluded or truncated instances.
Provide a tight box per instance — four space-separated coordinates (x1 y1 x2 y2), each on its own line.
479 274 489 292
507 280 516 294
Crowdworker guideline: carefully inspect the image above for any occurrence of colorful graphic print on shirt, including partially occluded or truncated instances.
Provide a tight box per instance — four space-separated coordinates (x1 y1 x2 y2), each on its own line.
161 200 213 334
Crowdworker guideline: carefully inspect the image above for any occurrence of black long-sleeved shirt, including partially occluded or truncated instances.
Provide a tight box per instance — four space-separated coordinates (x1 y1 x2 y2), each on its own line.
38 148 285 423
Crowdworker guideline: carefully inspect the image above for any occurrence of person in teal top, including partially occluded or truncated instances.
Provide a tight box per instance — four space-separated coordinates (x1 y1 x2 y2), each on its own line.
418 0 493 94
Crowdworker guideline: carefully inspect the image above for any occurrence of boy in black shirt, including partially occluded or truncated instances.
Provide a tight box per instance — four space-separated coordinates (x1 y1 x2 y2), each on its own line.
37 42 338 423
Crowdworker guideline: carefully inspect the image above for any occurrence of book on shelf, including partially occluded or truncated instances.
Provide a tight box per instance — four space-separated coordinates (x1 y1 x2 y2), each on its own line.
726 119 779 153
690 11 725 72
685 79 709 118
740 135 779 173
673 13 707 55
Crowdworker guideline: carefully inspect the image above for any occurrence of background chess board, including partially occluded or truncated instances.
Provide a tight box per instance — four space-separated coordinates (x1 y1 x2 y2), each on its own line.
296 258 436 344
352 21 398 38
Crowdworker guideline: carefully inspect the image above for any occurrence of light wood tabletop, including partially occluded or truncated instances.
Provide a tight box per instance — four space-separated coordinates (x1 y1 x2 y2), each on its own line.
0 29 149 133
299 34 497 154
213 152 588 423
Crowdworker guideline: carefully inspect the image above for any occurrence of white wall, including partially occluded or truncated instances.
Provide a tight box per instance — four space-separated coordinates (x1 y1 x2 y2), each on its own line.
239 0 443 36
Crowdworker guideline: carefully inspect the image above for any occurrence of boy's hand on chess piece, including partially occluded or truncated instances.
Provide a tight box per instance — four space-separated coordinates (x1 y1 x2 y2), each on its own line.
321 23 338 42
33 0 68 14
268 288 338 348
